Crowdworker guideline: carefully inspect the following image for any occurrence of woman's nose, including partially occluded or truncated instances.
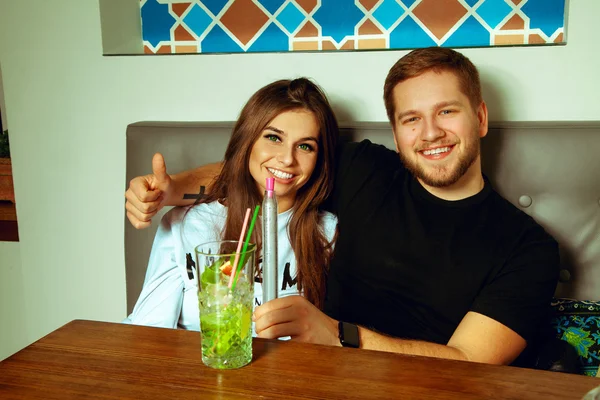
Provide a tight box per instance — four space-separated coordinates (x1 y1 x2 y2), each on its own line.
276 146 294 166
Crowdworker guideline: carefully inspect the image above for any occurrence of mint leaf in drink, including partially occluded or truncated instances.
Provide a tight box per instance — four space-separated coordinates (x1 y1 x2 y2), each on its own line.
201 267 219 286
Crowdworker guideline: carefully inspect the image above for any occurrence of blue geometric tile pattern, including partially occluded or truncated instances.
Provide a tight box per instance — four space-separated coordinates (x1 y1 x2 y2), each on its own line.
522 0 567 37
475 0 513 29
248 23 289 52
139 0 568 54
462 0 479 7
183 4 212 38
313 0 365 44
277 2 305 34
390 15 436 49
141 0 176 47
373 0 406 31
442 16 490 48
260 0 286 15
399 0 419 7
201 0 229 16
202 24 242 53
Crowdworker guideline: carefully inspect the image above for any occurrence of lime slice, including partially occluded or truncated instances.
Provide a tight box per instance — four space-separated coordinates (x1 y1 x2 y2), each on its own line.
240 308 252 339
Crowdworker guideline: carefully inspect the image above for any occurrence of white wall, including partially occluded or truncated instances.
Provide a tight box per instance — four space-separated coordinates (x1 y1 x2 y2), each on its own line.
0 0 598 359
0 242 24 360
0 62 6 130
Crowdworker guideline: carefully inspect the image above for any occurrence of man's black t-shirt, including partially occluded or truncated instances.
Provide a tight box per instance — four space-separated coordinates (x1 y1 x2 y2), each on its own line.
323 140 559 351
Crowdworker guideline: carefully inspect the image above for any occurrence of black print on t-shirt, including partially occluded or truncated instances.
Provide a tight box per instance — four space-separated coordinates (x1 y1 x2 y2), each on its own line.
185 253 195 280
254 264 263 285
252 259 295 307
281 262 296 290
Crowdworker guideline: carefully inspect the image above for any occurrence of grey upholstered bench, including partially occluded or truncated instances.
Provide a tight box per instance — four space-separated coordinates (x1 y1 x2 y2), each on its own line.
125 121 600 374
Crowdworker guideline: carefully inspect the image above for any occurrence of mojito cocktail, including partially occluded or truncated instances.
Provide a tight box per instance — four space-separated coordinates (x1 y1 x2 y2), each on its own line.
196 241 255 369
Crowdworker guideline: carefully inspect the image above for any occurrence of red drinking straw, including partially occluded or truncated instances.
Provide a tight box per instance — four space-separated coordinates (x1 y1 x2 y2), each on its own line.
228 208 251 289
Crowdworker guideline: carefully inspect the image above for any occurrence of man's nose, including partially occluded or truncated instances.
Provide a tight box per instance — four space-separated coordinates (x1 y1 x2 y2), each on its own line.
421 117 445 142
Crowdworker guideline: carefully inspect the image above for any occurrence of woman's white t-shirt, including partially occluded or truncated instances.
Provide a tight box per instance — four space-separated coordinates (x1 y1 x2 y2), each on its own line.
124 201 337 331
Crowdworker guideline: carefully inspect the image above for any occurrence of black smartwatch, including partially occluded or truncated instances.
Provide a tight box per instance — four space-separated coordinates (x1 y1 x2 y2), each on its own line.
338 321 360 348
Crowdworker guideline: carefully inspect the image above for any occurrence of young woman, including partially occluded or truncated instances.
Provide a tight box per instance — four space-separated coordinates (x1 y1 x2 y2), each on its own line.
124 78 339 330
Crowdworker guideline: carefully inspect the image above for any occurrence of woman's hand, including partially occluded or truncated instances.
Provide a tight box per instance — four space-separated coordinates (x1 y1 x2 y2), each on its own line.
125 153 173 229
253 295 341 346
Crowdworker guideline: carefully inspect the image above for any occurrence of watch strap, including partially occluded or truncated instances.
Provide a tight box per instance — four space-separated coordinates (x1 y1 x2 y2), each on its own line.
338 321 360 348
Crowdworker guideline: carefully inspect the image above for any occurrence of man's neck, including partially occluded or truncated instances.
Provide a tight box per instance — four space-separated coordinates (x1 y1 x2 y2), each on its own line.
419 162 485 201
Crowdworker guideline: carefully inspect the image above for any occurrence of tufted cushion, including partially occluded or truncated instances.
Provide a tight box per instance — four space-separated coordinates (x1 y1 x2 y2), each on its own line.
125 122 600 314
551 298 600 376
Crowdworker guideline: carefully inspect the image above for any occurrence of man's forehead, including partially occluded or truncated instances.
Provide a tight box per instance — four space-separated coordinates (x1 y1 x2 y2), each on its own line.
393 73 465 108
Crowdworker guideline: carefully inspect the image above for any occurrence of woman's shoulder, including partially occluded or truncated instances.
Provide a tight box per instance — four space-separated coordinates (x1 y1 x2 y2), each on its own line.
161 201 226 251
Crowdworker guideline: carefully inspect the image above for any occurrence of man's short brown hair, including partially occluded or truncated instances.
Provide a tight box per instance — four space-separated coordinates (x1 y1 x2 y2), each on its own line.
383 47 483 126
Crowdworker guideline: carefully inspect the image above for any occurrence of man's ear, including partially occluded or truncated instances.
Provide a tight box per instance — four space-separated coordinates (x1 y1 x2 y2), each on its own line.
477 101 489 138
391 125 401 153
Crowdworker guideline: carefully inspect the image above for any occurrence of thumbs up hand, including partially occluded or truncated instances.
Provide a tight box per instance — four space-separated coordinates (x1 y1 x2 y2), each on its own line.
125 153 173 229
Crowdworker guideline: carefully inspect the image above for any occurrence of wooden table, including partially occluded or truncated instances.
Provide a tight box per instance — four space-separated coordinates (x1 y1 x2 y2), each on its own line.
0 320 597 399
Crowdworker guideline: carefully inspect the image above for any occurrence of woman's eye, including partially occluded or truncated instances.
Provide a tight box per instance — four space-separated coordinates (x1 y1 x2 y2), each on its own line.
265 134 280 142
298 143 313 151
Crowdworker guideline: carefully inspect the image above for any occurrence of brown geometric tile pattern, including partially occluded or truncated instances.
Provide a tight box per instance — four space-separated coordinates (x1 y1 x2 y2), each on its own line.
176 45 197 53
220 0 269 46
296 21 319 38
156 45 172 54
322 40 337 51
293 41 319 51
174 25 195 41
359 19 383 35
296 0 317 14
358 38 387 49
341 40 355 50
501 14 525 30
359 0 379 12
495 34 524 45
413 0 467 40
140 0 567 54
529 34 546 44
171 3 191 17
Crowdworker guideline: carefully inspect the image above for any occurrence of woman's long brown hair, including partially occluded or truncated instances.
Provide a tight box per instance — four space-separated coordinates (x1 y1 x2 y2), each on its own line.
195 78 339 309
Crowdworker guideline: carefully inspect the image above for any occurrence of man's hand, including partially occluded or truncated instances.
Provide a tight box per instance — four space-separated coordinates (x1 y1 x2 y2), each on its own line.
125 153 173 229
253 296 341 346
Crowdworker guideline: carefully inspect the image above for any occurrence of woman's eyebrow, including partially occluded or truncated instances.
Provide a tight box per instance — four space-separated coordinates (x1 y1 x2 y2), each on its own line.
264 126 318 143
264 126 285 135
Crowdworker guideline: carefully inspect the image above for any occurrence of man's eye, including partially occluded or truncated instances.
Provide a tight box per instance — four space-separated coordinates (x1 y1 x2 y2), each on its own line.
403 117 419 124
298 143 313 151
440 109 454 115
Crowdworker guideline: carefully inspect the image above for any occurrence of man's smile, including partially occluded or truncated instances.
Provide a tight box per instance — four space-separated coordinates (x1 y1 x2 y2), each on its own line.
418 145 455 160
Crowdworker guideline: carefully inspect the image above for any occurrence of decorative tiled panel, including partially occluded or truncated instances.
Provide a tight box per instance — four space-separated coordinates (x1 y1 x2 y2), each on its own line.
140 0 567 54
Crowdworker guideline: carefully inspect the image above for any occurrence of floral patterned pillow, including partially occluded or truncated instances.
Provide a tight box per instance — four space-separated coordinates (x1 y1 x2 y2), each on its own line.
551 298 600 377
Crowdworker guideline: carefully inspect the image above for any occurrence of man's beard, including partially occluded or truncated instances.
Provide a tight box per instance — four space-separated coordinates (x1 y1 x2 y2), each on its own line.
399 138 480 188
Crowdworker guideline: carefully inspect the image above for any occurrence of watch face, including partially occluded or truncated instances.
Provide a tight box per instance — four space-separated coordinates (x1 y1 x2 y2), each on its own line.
339 321 360 348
